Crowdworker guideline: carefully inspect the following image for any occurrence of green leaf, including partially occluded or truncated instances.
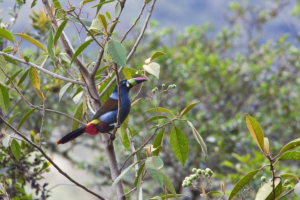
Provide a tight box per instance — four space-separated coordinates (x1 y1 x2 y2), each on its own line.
245 114 265 153
279 138 300 154
72 103 83 131
13 33 47 52
145 51 166 64
97 14 107 31
3 55 18 65
59 53 71 63
72 87 83 99
5 113 20 131
187 121 207 160
153 129 165 156
115 2 121 18
144 116 168 123
136 167 145 200
112 161 140 190
180 101 199 116
81 0 96 6
47 28 54 60
54 19 68 46
143 62 160 78
255 180 283 200
69 17 92 28
228 169 260 200
106 12 112 20
33 55 48 68
92 0 114 8
295 183 300 197
0 84 9 114
207 191 221 196
118 116 130 149
34 87 44 100
31 0 38 8
0 55 7 82
11 139 21 161
99 72 116 103
122 67 145 79
17 69 29 86
170 127 189 167
161 173 179 200
150 194 187 200
17 107 39 130
279 151 300 161
6 69 22 85
2 46 14 53
134 163 145 187
107 40 127 66
145 156 164 190
53 0 64 19
2 135 10 148
122 67 132 79
59 82 73 102
279 173 299 181
146 107 174 116
71 39 93 64
0 28 14 43
146 0 152 4
88 19 104 36
29 68 40 89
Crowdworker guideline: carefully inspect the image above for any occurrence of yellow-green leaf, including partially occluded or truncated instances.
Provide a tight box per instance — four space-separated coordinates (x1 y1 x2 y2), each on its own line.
0 28 14 43
80 0 96 6
180 102 199 116
29 68 40 89
187 121 207 160
117 116 130 149
106 12 112 20
71 39 93 64
146 107 174 116
144 116 168 123
17 69 29 86
13 33 47 52
145 51 166 64
279 138 300 154
161 173 180 200
279 151 300 161
153 129 165 156
34 87 44 100
279 173 299 181
97 14 107 31
245 114 265 153
143 62 160 78
54 19 68 46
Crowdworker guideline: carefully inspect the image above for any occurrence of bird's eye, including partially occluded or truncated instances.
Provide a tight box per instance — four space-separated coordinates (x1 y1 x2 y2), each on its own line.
127 84 130 87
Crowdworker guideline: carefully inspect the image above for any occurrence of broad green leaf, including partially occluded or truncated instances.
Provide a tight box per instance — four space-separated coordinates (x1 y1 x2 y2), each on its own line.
106 12 112 20
47 28 54 60
134 163 145 187
33 55 48 68
72 103 83 131
145 51 166 64
11 139 21 161
245 114 265 153
122 67 145 79
279 138 300 154
118 116 130 149
180 101 199 116
71 39 93 64
97 14 107 31
0 55 7 82
69 17 92 28
228 169 259 200
6 69 22 85
143 62 160 78
144 116 167 123
5 112 20 131
161 173 179 200
107 40 127 66
29 68 40 89
279 173 299 181
187 121 207 160
115 2 121 18
54 19 68 46
31 0 38 8
255 180 283 200
0 84 9 114
17 107 39 130
81 0 96 6
17 69 29 86
13 34 47 52
59 53 71 63
112 161 140 190
146 107 174 116
153 129 165 156
295 183 300 197
72 87 83 99
59 83 73 102
170 127 189 167
0 28 14 43
123 67 132 79
279 151 300 161
145 156 164 190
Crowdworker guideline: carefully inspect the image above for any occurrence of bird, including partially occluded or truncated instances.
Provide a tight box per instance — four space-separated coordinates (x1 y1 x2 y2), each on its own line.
56 77 147 145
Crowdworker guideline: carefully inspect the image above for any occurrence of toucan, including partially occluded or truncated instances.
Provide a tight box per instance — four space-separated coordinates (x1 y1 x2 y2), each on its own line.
56 77 147 145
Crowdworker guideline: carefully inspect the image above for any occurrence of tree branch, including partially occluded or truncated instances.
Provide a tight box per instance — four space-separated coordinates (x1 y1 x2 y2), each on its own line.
0 116 105 200
0 52 85 86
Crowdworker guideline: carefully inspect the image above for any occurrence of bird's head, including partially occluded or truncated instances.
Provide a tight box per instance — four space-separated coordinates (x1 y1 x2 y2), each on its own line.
111 77 148 96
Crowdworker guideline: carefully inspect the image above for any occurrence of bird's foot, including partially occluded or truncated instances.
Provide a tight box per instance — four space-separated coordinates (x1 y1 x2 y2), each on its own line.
114 124 120 129
110 134 116 141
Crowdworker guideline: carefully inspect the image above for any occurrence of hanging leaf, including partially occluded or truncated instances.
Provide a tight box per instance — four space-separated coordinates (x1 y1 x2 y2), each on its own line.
0 28 14 43
107 40 127 66
144 116 168 123
11 139 21 161
54 19 68 46
112 161 140 190
228 169 260 200
31 0 38 8
5 112 20 131
72 103 83 131
33 55 49 68
279 138 300 154
255 180 283 200
5 69 22 85
161 173 180 200
170 127 189 167
295 183 300 197
279 151 300 161
145 156 164 190
245 114 265 153
0 84 9 114
17 69 29 86
145 51 166 64
115 2 121 18
13 34 47 52
117 116 130 149
97 14 108 31
180 101 199 116
146 107 174 116
29 68 40 89
153 129 165 156
69 17 92 28
34 87 44 100
17 107 39 130
71 39 93 64
134 163 145 187
81 0 96 6
143 62 160 78
106 12 112 20
187 121 207 160
59 83 73 102
47 28 54 60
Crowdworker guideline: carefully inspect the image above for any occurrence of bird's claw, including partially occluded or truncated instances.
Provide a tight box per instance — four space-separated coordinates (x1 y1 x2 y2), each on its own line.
110 134 116 141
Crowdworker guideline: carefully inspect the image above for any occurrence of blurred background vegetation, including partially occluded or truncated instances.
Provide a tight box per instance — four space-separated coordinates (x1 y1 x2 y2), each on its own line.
1 0 300 199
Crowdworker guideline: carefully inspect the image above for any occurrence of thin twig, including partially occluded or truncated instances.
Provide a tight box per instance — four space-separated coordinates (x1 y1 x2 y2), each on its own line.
132 83 144 102
0 52 85 86
120 0 147 43
123 187 137 197
0 116 105 200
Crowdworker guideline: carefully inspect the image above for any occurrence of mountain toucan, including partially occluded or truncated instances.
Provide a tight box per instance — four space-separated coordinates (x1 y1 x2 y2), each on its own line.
56 77 147 145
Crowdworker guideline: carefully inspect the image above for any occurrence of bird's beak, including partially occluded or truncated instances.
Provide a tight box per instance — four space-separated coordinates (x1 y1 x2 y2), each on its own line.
128 77 148 86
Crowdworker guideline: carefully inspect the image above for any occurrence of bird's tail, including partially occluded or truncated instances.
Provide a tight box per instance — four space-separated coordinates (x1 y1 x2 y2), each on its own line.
56 126 87 145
